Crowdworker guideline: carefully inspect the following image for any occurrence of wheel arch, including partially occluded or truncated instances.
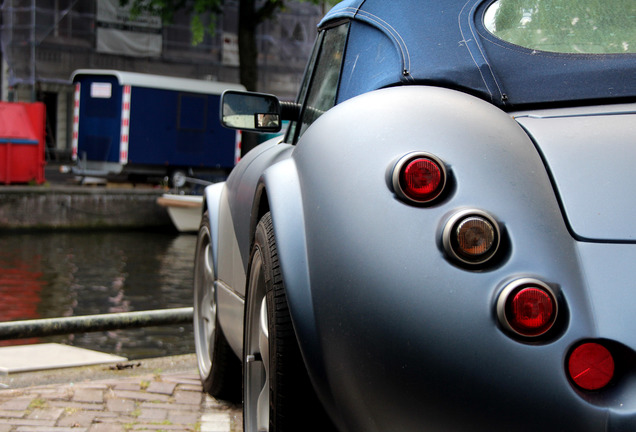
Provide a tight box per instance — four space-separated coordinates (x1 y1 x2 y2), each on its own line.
202 182 226 275
260 158 339 419
250 182 270 252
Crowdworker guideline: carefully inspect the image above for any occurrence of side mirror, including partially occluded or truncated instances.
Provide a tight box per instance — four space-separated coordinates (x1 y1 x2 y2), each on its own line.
221 90 282 133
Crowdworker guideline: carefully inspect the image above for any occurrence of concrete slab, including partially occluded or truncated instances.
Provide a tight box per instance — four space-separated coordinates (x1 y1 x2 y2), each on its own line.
0 343 127 374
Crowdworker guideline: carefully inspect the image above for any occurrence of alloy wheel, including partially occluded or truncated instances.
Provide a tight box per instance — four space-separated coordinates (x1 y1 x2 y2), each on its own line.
194 225 216 379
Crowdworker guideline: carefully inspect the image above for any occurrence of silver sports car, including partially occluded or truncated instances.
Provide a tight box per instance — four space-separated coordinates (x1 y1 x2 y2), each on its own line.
193 0 636 431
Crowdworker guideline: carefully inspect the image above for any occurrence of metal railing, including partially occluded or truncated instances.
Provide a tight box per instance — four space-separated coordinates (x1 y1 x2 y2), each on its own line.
0 307 193 340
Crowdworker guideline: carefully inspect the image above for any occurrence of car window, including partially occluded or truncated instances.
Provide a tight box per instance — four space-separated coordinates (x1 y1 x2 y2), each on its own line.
293 23 348 142
284 30 323 144
484 0 635 54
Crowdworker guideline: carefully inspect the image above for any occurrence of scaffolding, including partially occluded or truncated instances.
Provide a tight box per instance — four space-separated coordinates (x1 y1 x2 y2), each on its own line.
0 0 321 101
0 0 321 158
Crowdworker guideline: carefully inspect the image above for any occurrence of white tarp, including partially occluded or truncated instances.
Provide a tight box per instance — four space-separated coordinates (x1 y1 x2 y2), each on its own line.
96 0 162 57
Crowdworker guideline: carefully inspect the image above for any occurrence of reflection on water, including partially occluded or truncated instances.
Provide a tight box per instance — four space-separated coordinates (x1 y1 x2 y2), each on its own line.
0 231 197 359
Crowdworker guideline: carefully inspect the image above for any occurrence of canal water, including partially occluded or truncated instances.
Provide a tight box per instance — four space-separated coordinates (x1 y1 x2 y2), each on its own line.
0 230 197 360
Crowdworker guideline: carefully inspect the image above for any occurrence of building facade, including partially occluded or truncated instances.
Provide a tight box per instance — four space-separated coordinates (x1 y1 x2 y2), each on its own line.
0 0 323 160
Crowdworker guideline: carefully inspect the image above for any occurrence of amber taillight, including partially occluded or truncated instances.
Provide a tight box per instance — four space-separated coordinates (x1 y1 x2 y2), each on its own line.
442 209 501 266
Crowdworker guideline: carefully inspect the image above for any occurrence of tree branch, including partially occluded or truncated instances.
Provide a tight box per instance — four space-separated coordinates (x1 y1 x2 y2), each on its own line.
255 0 286 25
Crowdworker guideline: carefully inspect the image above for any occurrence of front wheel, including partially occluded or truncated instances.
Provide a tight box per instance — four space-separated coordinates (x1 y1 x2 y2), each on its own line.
193 211 241 402
243 212 336 431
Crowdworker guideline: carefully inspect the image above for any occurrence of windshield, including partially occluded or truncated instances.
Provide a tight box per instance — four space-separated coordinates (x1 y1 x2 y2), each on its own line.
484 0 635 54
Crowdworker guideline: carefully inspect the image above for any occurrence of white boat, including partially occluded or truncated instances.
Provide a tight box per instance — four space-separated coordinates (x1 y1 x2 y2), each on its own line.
157 194 203 233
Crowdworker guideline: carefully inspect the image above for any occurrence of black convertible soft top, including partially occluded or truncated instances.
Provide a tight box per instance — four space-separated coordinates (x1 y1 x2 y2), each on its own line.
323 0 636 109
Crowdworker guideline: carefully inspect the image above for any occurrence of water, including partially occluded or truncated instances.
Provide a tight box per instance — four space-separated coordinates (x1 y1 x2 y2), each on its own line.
0 230 197 360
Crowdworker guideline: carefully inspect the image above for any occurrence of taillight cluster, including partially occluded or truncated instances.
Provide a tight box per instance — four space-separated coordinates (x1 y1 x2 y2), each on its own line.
497 283 618 393
390 151 619 394
391 153 501 267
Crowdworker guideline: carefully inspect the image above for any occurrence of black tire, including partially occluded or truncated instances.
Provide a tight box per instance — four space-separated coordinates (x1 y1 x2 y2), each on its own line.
193 211 241 402
243 212 336 431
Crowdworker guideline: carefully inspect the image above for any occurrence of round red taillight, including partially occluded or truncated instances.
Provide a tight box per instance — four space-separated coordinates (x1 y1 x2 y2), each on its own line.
392 153 446 204
509 288 554 335
568 342 615 391
497 279 558 338
402 159 442 199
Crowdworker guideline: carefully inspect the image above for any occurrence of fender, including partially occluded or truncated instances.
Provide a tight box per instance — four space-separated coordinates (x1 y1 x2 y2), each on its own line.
262 158 341 420
273 86 606 430
204 138 293 358
203 182 246 356
203 182 225 274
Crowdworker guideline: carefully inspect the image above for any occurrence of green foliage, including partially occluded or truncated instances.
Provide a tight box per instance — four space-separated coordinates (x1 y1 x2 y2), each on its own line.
190 14 206 45
121 0 340 89
122 0 339 45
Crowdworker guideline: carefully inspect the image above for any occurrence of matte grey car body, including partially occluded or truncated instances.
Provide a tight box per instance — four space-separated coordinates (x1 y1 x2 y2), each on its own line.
193 0 636 431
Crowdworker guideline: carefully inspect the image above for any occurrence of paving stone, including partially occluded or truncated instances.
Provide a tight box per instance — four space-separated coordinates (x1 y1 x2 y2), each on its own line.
91 411 118 420
73 389 104 404
204 396 234 410
0 356 240 432
16 427 87 432
88 423 125 432
0 397 33 411
160 375 201 386
105 398 135 413
201 412 232 432
33 387 73 398
113 382 140 391
0 409 26 418
3 418 56 427
137 407 167 420
48 401 106 411
92 379 125 387
174 390 203 405
38 389 73 400
179 384 204 392
27 407 65 421
74 384 109 390
145 380 177 395
131 424 191 430
92 415 137 424
57 410 98 427
139 401 201 412
168 409 199 424
111 390 171 402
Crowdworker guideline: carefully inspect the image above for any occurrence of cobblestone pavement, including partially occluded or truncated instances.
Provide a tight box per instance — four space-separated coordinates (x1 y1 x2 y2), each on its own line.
0 355 242 432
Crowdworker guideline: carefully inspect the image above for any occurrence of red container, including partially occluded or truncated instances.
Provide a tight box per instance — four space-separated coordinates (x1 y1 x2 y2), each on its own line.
0 102 46 185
